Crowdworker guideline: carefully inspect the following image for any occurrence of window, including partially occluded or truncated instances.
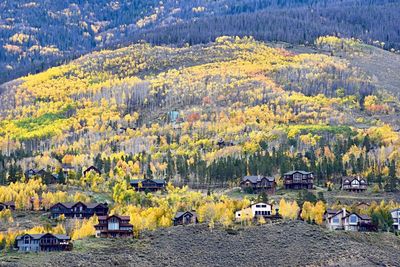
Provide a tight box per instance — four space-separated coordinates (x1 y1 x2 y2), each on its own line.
349 214 358 224
256 205 261 208
293 173 302 183
332 217 340 224
24 236 30 244
261 205 267 208
108 217 120 230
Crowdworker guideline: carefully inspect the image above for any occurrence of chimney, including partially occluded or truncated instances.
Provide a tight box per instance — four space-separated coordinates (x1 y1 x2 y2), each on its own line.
342 207 346 217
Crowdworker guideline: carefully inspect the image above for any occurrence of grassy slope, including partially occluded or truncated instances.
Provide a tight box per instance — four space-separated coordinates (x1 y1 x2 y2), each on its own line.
2 221 400 267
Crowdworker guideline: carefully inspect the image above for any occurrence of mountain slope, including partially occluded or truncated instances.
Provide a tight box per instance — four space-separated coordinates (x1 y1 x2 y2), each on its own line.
0 36 399 187
1 0 400 84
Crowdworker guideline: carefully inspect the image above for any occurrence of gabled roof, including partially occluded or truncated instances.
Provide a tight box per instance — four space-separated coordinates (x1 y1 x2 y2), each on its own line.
342 176 367 184
343 212 371 221
354 202 370 207
16 233 70 241
51 202 107 209
130 179 166 185
325 209 344 220
391 208 400 212
84 166 101 174
98 214 130 221
242 176 275 183
0 201 15 206
284 170 313 175
174 211 196 219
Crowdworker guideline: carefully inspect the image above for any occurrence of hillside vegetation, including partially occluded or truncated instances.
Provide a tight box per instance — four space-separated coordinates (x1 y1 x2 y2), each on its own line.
1 0 400 84
0 36 399 190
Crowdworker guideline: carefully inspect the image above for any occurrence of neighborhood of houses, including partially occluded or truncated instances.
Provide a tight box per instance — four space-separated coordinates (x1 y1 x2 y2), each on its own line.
2 170 399 253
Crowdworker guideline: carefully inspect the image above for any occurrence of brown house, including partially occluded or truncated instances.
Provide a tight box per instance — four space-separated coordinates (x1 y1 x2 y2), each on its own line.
0 201 15 211
283 170 313 190
353 202 370 211
240 176 276 194
95 215 133 238
173 211 198 226
130 179 166 192
50 202 108 219
341 177 367 192
83 166 101 176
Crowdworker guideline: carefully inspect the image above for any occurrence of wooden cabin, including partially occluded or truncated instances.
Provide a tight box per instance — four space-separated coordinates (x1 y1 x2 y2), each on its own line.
240 175 276 194
130 179 166 192
341 177 367 192
173 211 198 226
283 170 313 190
49 201 108 219
83 166 102 176
95 215 133 238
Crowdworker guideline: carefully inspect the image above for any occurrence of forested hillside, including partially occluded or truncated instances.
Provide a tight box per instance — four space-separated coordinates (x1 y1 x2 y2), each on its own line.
1 0 400 84
0 36 399 191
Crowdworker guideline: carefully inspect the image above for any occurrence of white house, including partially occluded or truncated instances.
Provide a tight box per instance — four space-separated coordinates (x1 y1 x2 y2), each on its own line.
235 202 272 221
391 208 400 231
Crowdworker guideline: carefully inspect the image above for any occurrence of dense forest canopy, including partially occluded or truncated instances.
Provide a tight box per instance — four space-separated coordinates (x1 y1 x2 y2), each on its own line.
0 36 399 191
1 0 400 84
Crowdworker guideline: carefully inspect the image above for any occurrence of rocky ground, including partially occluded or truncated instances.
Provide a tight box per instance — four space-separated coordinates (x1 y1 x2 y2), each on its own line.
1 220 399 267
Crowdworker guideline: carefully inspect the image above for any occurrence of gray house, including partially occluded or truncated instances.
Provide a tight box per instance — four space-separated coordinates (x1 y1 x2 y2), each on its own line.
15 233 71 252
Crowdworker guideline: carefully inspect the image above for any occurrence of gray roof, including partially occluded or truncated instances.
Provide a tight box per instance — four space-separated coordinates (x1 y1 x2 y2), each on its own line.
242 176 275 183
284 170 312 175
16 233 70 240
52 202 106 209
130 179 166 185
343 212 371 221
174 211 196 219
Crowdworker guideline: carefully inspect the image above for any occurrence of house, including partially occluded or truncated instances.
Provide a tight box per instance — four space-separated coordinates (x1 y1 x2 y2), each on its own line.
391 208 400 231
49 201 109 219
95 215 133 238
283 170 313 190
24 169 38 179
235 202 273 221
173 211 198 226
341 177 367 192
325 208 375 231
28 169 59 184
83 166 101 176
62 164 75 175
15 233 72 252
240 175 276 194
0 201 15 211
353 202 370 211
130 179 166 192
325 209 346 230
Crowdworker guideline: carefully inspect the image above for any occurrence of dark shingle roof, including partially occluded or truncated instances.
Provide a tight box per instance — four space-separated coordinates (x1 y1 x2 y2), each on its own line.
16 233 70 240
174 211 196 219
98 215 130 221
242 176 275 183
130 179 166 185
52 202 106 209
284 170 312 175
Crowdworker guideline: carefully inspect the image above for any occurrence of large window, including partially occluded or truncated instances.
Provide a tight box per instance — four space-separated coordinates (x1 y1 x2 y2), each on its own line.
349 214 358 224
108 218 120 230
293 173 302 183
332 217 340 224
